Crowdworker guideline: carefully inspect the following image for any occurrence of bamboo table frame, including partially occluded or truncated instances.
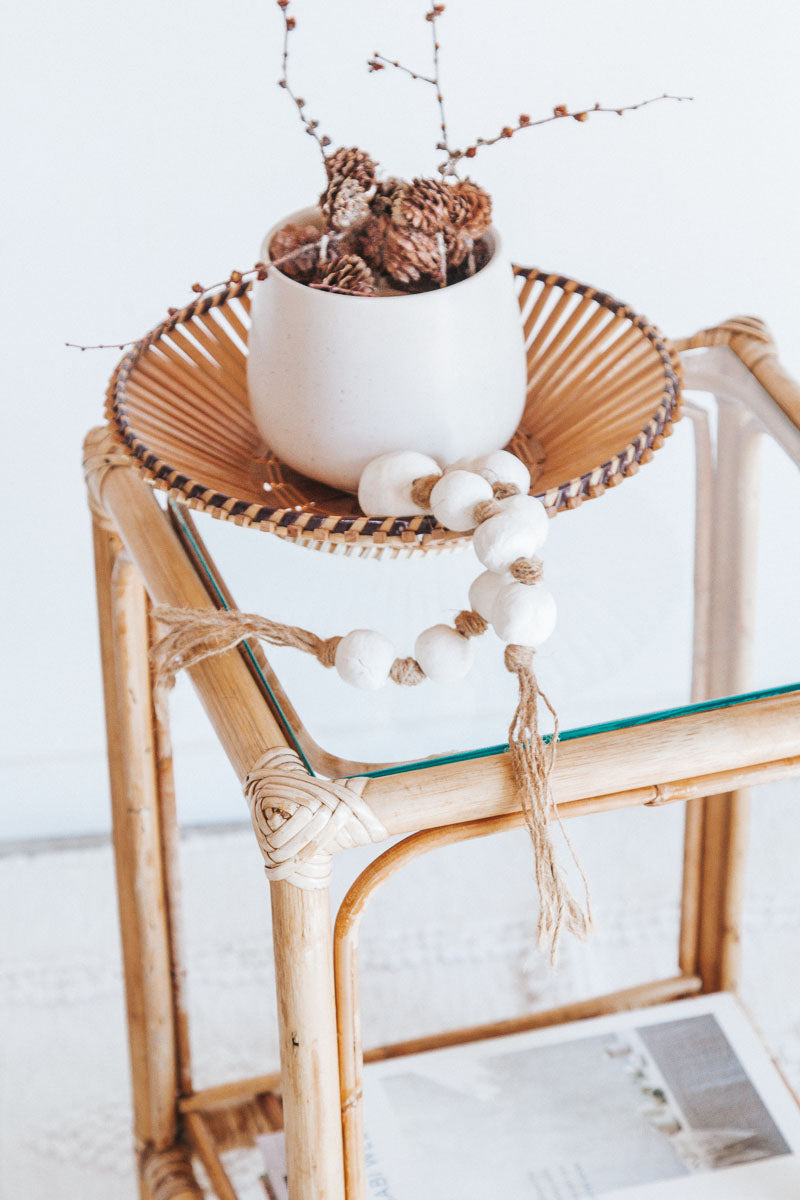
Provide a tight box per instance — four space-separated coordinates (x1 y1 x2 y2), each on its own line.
84 316 800 1200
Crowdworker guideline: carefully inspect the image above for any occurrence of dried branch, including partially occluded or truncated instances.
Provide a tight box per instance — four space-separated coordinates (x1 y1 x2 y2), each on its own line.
276 0 331 166
440 92 693 174
426 5 456 176
65 234 356 351
368 4 459 177
368 53 435 86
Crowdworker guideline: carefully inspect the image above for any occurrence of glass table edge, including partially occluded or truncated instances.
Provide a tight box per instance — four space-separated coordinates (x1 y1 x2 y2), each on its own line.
169 500 800 782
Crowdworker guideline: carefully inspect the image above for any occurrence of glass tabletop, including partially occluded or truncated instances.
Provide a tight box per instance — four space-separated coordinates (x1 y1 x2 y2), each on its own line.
167 380 800 780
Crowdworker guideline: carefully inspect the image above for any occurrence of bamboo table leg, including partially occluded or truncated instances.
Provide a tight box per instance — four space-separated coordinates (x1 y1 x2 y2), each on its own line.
698 399 761 992
272 880 346 1200
678 392 762 992
93 513 202 1198
88 430 348 1199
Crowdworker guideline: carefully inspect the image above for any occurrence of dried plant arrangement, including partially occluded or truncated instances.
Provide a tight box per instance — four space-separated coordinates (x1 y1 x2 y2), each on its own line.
266 0 690 297
67 3 690 344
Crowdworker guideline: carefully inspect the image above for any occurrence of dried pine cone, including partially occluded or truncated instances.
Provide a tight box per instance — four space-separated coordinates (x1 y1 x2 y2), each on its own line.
321 176 372 231
324 146 378 190
371 177 404 217
355 213 391 273
383 222 445 286
268 223 320 282
443 227 471 270
448 179 493 238
471 235 491 273
392 177 452 235
314 254 376 296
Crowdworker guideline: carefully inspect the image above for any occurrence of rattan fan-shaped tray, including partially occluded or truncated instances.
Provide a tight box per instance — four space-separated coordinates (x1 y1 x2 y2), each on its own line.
106 267 682 555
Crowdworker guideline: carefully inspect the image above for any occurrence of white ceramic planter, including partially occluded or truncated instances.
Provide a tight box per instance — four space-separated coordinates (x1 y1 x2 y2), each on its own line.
247 207 527 493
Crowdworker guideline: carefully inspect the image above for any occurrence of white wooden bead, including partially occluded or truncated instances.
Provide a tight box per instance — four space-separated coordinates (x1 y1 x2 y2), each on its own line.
472 494 549 571
468 569 511 620
491 582 557 646
334 629 396 690
429 470 493 531
414 624 474 683
357 451 441 517
471 450 531 496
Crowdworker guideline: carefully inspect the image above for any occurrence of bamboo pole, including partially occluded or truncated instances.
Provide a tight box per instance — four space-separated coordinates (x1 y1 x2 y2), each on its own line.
359 693 800 838
93 518 158 1200
679 401 715 976
148 607 193 1096
108 548 179 1150
184 1112 238 1200
697 402 762 993
179 1074 283 1115
272 883 346 1200
365 975 703 1061
98 460 287 776
334 809 704 1199
95 451 346 1200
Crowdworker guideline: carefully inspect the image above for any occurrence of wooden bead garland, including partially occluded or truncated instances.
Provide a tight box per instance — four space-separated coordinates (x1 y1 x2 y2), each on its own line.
429 469 494 531
334 629 396 691
351 449 556 687
358 450 441 517
414 623 475 683
150 447 590 963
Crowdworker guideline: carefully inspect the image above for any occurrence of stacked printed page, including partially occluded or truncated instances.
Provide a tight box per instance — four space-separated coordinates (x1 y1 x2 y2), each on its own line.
259 993 800 1199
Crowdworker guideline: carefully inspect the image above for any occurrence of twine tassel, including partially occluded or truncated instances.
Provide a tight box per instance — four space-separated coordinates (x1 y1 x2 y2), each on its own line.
504 644 592 965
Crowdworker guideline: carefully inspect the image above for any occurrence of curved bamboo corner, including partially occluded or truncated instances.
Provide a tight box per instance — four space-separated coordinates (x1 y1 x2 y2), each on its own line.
674 315 800 432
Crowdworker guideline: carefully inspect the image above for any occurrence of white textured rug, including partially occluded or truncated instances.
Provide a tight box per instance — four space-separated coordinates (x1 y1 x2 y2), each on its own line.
3 786 800 1198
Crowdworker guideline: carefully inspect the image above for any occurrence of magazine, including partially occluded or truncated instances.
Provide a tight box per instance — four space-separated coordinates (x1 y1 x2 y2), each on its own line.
257 1130 288 1200
360 993 800 1199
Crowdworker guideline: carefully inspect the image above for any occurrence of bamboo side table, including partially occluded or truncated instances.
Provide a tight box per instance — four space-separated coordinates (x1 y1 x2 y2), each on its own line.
84 316 800 1200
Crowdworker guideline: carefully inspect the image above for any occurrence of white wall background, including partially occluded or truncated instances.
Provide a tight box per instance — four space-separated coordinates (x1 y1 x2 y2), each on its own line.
2 0 800 841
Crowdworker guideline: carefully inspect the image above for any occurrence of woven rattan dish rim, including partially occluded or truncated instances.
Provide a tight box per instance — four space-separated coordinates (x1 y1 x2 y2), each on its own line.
105 266 682 552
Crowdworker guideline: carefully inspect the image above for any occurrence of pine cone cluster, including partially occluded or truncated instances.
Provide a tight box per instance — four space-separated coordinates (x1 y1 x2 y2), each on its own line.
313 254 376 296
392 178 452 235
322 176 373 231
270 145 494 295
267 223 321 282
324 146 378 190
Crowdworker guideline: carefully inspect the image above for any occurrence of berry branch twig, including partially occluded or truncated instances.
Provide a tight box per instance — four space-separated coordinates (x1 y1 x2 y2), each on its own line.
276 0 331 166
65 232 355 351
368 53 435 86
440 92 693 173
426 5 457 177
368 4 459 178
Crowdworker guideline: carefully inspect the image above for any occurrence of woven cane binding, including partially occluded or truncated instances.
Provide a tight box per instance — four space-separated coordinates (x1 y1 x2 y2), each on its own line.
105 268 682 554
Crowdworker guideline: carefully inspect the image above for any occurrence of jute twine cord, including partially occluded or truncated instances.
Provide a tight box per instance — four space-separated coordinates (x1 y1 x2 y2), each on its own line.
509 556 543 585
150 604 486 690
454 609 489 637
504 644 592 963
151 606 344 683
410 473 441 507
140 1145 203 1200
409 475 521 516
